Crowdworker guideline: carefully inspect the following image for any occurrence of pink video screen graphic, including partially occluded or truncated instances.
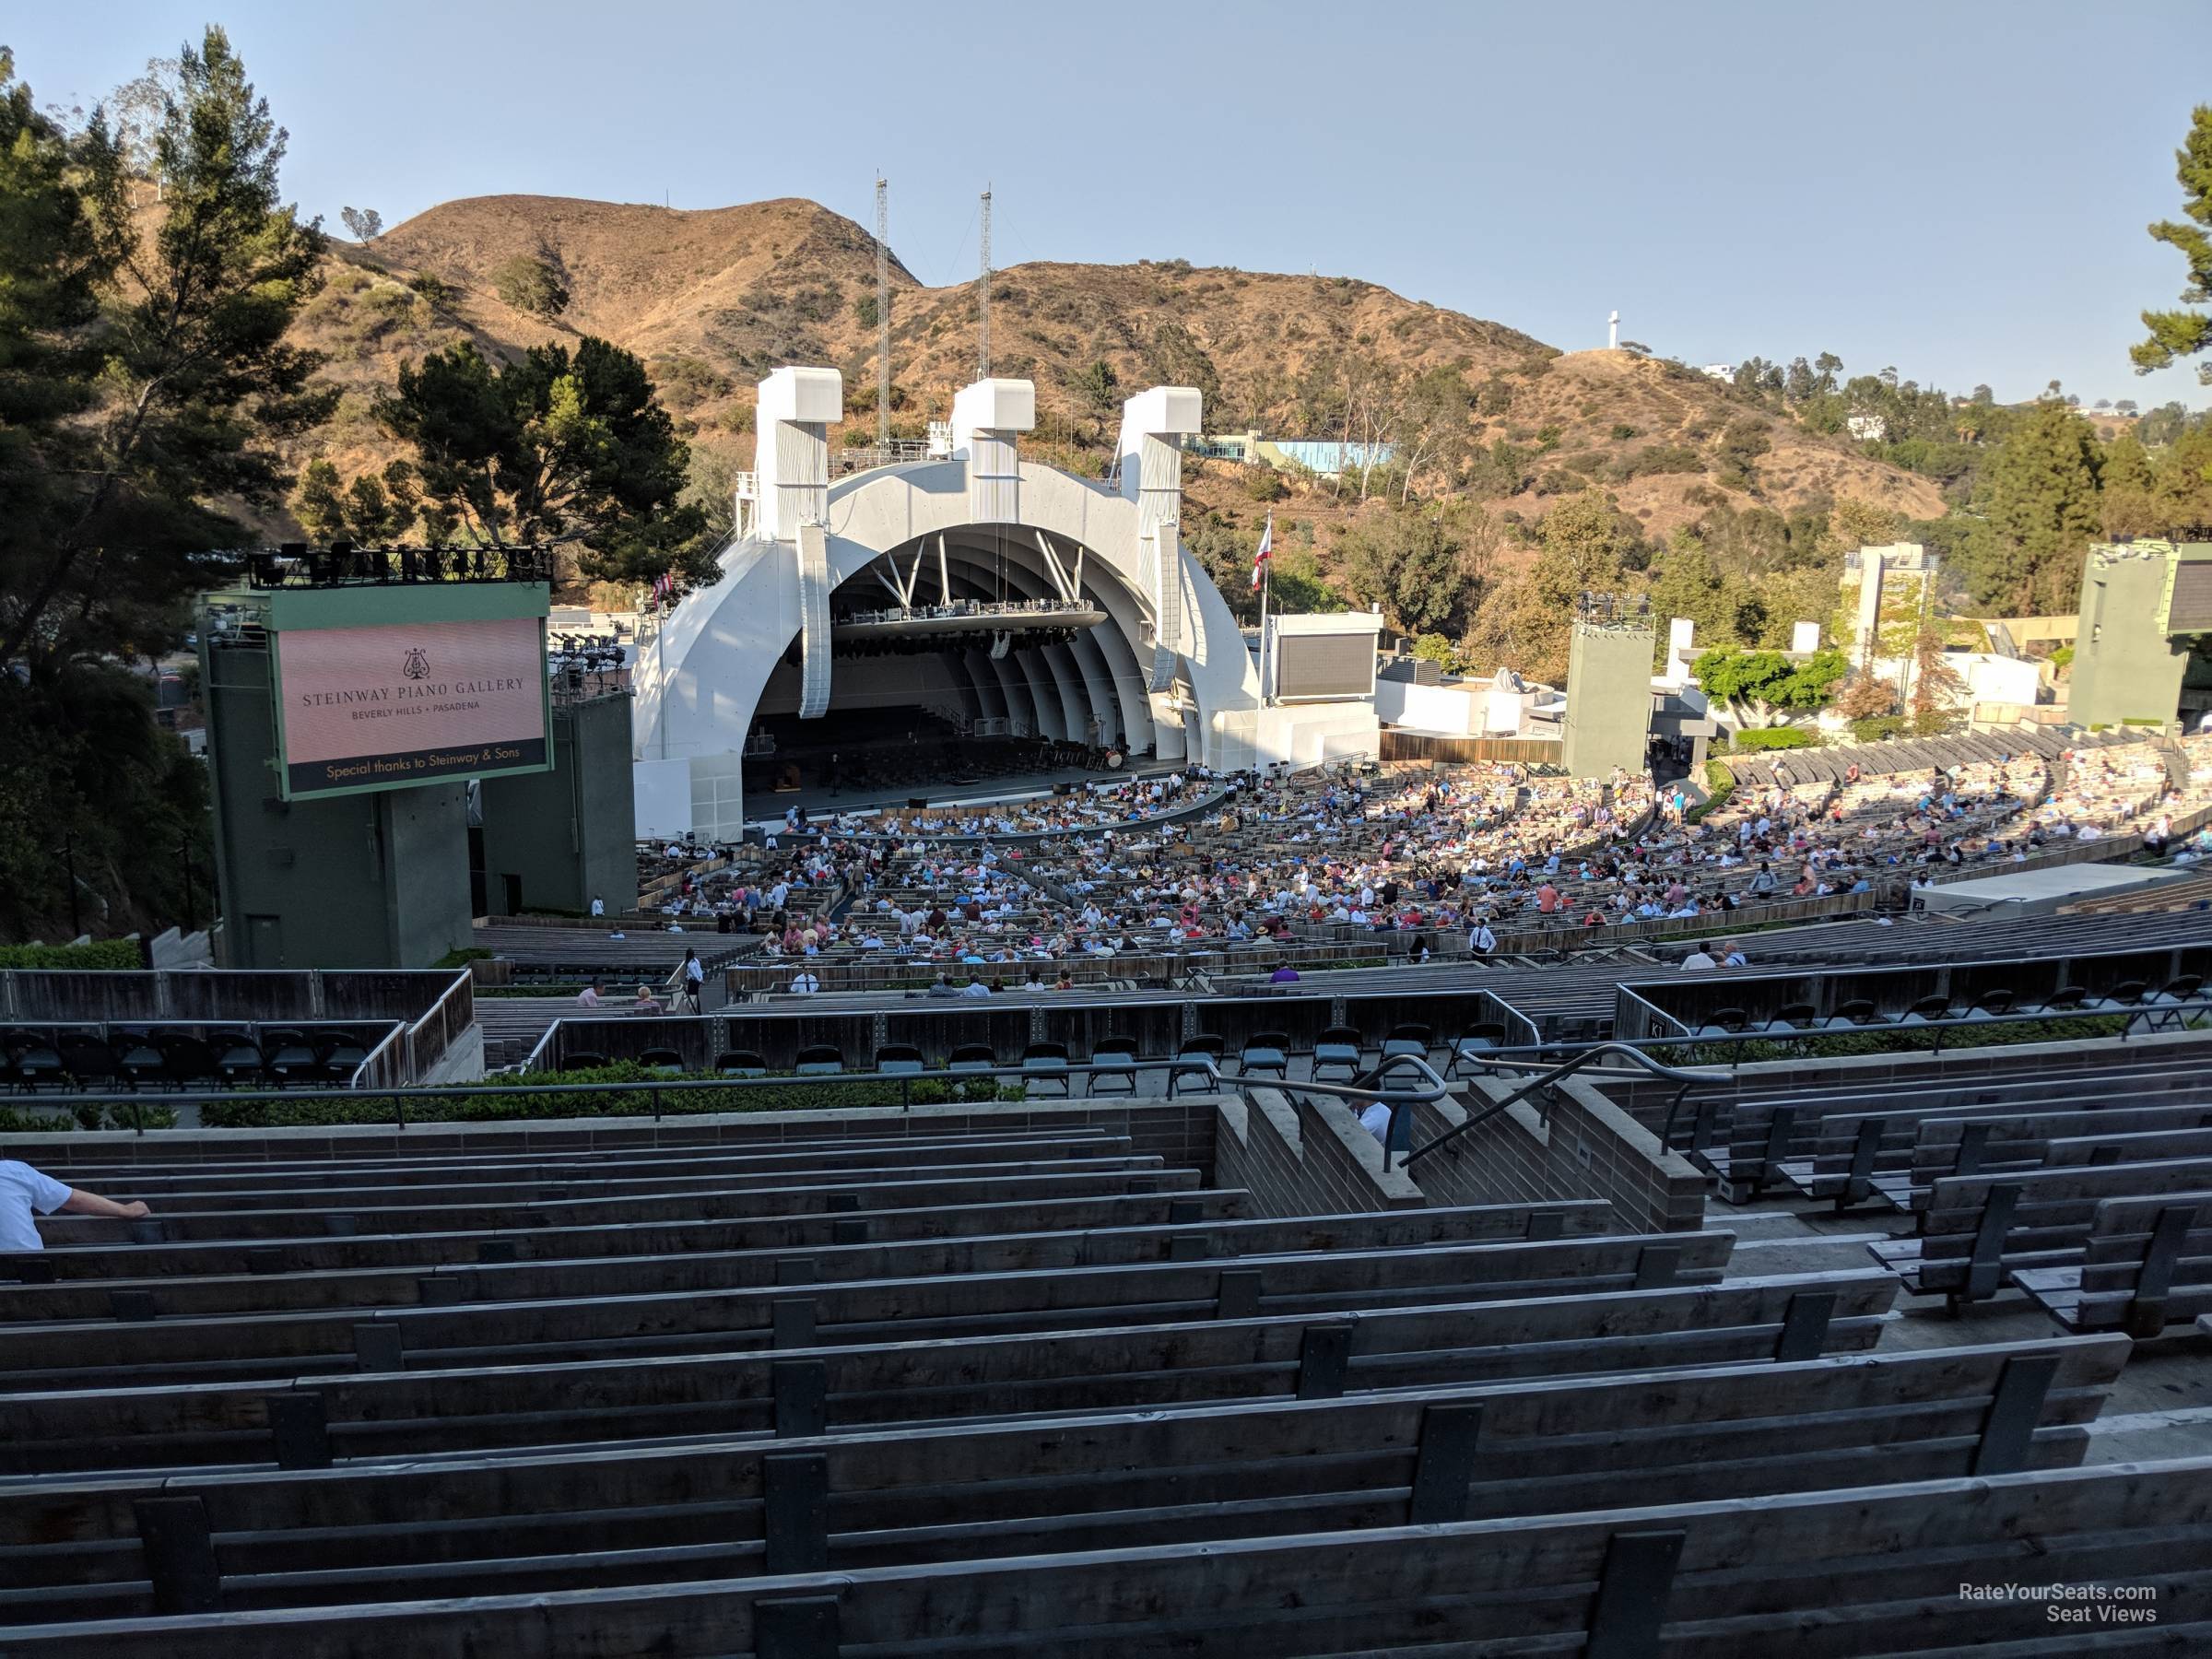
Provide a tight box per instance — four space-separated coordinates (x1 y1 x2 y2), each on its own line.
277 616 547 795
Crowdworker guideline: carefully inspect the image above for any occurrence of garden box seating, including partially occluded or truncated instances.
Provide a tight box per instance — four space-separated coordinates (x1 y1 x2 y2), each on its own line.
1017 1041 1072 1097
1311 1026 1364 1083
1167 1036 1225 1099
1085 1037 1137 1096
1236 1032 1289 1081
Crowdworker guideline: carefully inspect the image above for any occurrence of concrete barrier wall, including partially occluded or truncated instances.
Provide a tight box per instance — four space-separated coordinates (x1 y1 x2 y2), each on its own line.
1407 1078 1704 1233
1215 1090 1424 1217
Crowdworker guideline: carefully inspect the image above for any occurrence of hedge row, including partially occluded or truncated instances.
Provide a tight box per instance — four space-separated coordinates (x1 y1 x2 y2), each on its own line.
1681 1013 2130 1066
0 940 143 970
0 1102 181 1134
200 1064 1029 1128
1722 726 1818 754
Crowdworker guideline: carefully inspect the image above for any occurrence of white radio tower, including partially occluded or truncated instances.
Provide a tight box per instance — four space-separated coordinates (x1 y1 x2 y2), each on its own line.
977 185 992 381
875 176 890 446
1608 310 1620 351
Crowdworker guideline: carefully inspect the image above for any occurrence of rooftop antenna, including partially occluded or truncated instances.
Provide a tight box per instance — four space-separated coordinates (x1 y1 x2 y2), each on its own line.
875 175 891 447
977 184 992 381
1608 310 1620 351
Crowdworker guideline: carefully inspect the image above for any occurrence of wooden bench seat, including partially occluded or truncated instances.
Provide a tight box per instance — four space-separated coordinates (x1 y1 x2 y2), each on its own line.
0 1269 1900 1475
7 1451 2202 1658
1869 1155 2212 1304
2011 1188 2212 1334
0 1336 2121 1625
6 1189 1253 1283
0 1201 1613 1324
31 1163 1199 1247
0 1231 1736 1391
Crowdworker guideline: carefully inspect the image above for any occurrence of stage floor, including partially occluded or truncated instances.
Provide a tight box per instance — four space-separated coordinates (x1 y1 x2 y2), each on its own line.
757 760 1185 826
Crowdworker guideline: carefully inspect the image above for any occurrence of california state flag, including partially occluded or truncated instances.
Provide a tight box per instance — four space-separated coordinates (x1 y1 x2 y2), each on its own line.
1250 512 1274 590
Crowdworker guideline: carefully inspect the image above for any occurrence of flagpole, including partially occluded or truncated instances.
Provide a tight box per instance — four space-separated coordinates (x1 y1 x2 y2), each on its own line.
1258 559 1272 709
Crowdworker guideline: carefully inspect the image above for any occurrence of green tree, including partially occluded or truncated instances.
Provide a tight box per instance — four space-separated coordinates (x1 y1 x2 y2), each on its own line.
1647 531 1758 659
1692 646 1847 728
2132 105 2212 384
1335 505 1477 637
1971 402 2103 613
378 337 711 586
2151 426 2212 539
493 253 570 318
0 31 312 938
290 458 347 539
1753 567 1843 650
2100 433 2159 538
1 26 328 674
1713 418 1772 487
1463 488 1641 683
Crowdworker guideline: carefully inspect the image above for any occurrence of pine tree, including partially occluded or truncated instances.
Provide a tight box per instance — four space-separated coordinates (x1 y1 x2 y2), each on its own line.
1975 404 2103 614
0 26 328 674
2100 434 2159 537
2133 105 2212 384
2150 427 2212 539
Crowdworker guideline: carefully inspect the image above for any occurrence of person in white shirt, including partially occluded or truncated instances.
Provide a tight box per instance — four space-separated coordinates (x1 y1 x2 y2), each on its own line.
577 982 603 1007
789 971 819 994
1358 1101 1394 1146
589 895 605 918
1468 920 1497 955
0 1160 150 1253
1679 948 1718 971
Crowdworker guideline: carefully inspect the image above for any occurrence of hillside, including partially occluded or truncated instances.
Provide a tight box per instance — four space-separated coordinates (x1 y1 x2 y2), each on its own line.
283 193 1945 544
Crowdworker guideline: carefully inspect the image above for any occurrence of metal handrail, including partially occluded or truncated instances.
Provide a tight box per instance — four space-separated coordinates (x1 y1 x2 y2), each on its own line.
1402 1042 1724 1171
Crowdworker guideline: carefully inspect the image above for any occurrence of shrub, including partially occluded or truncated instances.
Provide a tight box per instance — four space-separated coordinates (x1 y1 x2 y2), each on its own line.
1681 1014 2127 1065
1725 727 1818 753
0 1102 174 1133
0 939 142 970
492 255 570 318
1683 759 1735 824
431 947 494 970
1244 469 1288 502
198 1065 1027 1128
1617 444 1704 479
1849 714 1909 743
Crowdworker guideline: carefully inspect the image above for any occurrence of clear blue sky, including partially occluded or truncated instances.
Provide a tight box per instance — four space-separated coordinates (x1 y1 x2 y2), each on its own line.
13 0 2208 407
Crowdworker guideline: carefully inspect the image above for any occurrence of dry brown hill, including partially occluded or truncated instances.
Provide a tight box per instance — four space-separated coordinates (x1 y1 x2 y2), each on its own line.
283 194 1945 543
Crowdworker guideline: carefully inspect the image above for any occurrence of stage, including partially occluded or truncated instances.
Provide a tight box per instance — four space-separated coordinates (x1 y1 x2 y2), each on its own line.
1916 861 2197 920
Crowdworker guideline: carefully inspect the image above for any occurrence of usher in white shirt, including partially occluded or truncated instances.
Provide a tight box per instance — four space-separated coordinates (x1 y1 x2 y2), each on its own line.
0 1161 71 1253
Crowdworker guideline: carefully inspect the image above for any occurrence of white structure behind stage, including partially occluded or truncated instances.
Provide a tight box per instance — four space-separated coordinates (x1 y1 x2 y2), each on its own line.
629 369 1380 838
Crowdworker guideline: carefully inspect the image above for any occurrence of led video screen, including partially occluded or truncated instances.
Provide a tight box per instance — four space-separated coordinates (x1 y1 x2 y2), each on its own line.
1274 632 1376 700
2166 559 2212 634
276 616 548 797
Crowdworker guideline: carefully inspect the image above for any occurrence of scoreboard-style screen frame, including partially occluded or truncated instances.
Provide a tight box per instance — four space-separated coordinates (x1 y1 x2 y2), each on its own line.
257 582 554 802
2163 552 2212 635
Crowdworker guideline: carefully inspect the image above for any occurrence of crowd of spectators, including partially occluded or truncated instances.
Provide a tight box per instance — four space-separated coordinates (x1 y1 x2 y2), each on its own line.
613 735 2212 993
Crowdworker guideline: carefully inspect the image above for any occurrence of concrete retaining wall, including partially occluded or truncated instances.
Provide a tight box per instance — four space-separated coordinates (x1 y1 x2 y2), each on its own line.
1406 1078 1705 1233
1215 1089 1424 1217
